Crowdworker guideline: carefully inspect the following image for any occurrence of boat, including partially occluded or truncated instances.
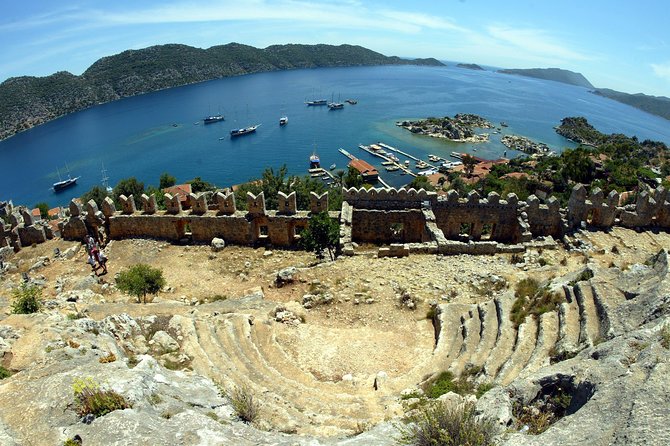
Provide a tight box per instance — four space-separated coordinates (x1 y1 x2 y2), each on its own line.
279 116 288 126
329 163 336 170
53 166 79 192
345 99 358 105
101 163 113 195
404 160 410 166
416 161 428 168
328 102 344 110
309 152 321 169
428 155 440 162
204 114 225 124
385 165 400 172
500 121 509 127
230 124 260 137
305 99 328 106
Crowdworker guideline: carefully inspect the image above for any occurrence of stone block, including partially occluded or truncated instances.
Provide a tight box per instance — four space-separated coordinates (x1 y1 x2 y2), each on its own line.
102 197 116 217
247 192 266 215
190 193 208 215
164 193 182 215
310 191 328 213
119 195 137 214
9 212 22 228
215 192 236 215
21 209 35 226
141 194 157 215
69 199 82 217
278 191 297 215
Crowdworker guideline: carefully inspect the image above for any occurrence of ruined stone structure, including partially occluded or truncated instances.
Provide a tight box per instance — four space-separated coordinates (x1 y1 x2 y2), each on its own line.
0 206 53 253
44 183 670 255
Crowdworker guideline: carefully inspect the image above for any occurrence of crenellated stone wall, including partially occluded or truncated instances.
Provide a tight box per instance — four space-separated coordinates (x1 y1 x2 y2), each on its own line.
40 183 670 256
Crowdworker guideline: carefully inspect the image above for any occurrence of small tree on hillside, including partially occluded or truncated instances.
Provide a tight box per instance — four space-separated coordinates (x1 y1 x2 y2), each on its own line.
116 264 166 304
462 154 477 177
159 172 177 190
113 177 145 208
299 211 339 261
34 202 49 220
81 185 109 209
11 283 42 314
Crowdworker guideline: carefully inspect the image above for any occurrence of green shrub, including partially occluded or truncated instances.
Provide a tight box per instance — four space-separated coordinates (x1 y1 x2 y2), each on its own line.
661 323 670 349
116 263 166 304
397 401 496 446
11 283 42 314
63 438 80 446
230 385 259 423
510 278 564 328
72 377 131 417
425 371 475 398
0 365 11 380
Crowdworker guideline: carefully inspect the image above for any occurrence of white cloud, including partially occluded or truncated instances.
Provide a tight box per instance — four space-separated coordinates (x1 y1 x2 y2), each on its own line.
486 25 593 63
651 62 670 81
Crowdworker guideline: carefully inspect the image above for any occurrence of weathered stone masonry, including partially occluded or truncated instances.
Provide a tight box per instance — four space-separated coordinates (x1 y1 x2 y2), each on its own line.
55 183 670 255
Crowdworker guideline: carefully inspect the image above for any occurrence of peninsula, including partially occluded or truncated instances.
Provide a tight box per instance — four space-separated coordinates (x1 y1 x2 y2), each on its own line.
498 68 594 88
0 43 443 141
396 113 493 142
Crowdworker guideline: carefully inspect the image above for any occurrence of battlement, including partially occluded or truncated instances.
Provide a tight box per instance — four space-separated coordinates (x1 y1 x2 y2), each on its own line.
49 184 670 256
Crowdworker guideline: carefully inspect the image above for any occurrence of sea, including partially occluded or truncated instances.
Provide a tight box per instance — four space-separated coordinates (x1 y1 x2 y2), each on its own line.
1 65 670 209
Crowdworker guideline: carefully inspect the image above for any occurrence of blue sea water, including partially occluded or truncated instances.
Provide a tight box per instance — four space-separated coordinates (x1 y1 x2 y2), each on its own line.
1 65 670 208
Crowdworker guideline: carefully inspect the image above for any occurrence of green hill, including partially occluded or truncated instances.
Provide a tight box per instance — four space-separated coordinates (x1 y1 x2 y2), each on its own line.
592 88 670 121
498 68 594 88
0 43 444 141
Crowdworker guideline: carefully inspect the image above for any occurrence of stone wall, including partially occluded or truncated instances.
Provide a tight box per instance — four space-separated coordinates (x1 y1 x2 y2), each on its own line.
36 183 670 256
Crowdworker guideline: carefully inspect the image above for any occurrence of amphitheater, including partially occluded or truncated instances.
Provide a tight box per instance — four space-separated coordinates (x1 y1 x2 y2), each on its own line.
1 184 670 445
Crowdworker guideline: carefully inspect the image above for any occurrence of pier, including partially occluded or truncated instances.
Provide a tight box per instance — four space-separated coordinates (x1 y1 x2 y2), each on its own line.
377 142 438 170
358 144 417 177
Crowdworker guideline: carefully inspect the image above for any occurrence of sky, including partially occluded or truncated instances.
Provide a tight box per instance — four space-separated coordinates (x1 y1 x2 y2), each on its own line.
1 0 669 97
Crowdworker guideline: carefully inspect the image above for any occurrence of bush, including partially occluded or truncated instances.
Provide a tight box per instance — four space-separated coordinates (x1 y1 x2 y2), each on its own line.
72 377 131 417
0 365 11 380
425 371 474 398
510 278 564 328
230 385 260 423
397 401 496 446
11 283 42 314
116 263 166 304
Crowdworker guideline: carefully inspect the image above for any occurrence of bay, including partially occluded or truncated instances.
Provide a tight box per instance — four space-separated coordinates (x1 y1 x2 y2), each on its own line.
1 65 670 208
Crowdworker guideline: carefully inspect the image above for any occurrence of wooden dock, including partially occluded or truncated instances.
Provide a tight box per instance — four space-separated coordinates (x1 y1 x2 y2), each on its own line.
358 144 416 177
377 142 438 170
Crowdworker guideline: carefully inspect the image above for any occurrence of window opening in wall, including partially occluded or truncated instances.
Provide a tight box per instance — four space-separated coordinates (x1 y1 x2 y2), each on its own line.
481 223 494 240
459 222 472 237
259 225 269 239
294 225 305 239
586 209 594 225
390 222 404 240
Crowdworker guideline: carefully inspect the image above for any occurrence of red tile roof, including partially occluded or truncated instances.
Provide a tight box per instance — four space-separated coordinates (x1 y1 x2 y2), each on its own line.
48 207 61 218
162 184 193 203
31 208 41 217
348 159 378 176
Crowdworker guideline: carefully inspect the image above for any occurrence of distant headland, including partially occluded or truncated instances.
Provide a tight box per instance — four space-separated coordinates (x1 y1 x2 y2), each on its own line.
498 67 670 121
0 43 444 141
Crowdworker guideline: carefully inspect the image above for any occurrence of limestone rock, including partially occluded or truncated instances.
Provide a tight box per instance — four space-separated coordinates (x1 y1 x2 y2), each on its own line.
150 330 179 353
210 237 225 252
276 267 298 287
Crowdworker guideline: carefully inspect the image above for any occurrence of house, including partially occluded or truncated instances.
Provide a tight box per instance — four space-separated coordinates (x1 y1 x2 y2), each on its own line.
30 208 42 221
348 158 379 183
162 184 193 205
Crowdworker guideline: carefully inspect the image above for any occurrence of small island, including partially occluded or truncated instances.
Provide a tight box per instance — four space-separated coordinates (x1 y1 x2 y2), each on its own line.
396 113 493 142
456 63 484 71
501 134 552 156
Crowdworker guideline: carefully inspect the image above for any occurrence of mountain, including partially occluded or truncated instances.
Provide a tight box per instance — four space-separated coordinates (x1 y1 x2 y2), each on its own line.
0 43 444 141
456 63 484 71
591 88 670 121
497 68 594 89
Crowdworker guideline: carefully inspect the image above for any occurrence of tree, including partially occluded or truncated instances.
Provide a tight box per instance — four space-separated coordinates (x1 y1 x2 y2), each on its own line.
81 185 109 209
34 202 49 219
408 175 435 191
188 176 216 193
343 166 363 188
299 211 339 261
113 177 145 208
462 154 477 177
159 172 177 189
11 283 42 314
116 264 166 304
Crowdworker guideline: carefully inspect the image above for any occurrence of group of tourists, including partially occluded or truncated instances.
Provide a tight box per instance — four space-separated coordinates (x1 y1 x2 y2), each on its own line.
85 234 108 275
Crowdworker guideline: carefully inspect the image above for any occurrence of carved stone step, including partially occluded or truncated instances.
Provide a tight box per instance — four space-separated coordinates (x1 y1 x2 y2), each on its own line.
449 308 482 376
519 311 559 380
496 315 539 385
482 293 515 379
575 281 601 346
468 300 499 369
